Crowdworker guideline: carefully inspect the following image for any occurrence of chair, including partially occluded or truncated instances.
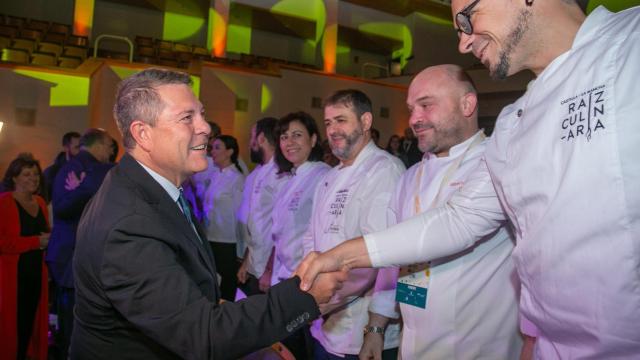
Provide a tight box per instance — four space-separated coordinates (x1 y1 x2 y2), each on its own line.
66 35 88 47
157 58 178 68
62 45 86 60
0 36 10 50
26 19 49 33
43 32 66 45
11 38 37 54
192 46 210 60
176 51 193 68
1 48 29 63
49 23 71 36
173 42 191 53
6 16 26 28
0 25 18 39
135 35 153 48
30 51 56 66
19 29 43 42
157 48 175 60
156 39 173 51
38 42 63 57
136 45 155 57
135 55 155 65
58 55 82 69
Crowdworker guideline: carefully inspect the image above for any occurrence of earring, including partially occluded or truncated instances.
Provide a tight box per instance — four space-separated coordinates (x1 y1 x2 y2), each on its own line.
525 0 533 6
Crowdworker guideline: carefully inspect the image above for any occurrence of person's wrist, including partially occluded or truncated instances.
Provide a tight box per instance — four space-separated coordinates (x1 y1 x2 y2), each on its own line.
363 325 385 335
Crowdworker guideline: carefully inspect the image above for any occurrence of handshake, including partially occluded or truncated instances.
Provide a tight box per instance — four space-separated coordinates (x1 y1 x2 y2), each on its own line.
293 237 371 312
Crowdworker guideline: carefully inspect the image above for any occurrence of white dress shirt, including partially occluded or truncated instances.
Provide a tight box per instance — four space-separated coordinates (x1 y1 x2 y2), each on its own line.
391 131 521 359
201 164 245 244
271 161 330 283
304 141 405 356
245 158 288 278
365 6 640 359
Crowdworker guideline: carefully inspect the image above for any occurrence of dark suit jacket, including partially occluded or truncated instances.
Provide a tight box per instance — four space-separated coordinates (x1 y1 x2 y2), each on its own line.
401 137 423 168
71 154 319 360
46 150 113 288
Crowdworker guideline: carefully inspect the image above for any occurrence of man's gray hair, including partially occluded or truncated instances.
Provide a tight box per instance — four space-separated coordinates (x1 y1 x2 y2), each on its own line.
113 68 192 149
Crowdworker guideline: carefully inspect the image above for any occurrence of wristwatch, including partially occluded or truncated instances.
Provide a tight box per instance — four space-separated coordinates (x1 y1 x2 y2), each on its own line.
363 325 385 335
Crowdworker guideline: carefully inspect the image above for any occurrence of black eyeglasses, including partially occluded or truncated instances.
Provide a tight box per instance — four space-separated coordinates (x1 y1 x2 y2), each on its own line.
456 0 481 35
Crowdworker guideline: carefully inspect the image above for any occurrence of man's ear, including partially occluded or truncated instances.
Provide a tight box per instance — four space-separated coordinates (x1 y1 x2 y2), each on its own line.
130 120 153 152
311 133 318 147
256 132 266 147
360 112 373 132
460 92 478 118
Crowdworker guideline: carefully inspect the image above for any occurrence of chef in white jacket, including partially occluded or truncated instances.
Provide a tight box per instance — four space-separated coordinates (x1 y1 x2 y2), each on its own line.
303 89 405 360
297 2 640 359
391 64 521 359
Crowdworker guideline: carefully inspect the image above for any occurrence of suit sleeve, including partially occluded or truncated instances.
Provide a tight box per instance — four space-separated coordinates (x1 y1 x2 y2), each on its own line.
53 164 110 220
100 215 319 360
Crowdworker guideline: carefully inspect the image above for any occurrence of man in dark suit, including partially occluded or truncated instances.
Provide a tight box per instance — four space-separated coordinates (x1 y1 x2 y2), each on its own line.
400 127 424 168
43 131 81 202
71 68 345 360
46 128 114 360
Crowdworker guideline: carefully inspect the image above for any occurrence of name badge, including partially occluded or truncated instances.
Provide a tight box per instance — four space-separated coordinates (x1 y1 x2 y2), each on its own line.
396 263 430 309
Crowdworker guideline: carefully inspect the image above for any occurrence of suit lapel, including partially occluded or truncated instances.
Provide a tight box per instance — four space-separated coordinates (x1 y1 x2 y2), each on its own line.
119 155 217 276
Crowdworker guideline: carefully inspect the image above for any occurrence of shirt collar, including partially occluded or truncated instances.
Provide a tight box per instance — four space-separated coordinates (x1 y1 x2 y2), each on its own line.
425 130 485 160
572 6 610 49
340 140 376 169
292 160 313 176
137 161 181 202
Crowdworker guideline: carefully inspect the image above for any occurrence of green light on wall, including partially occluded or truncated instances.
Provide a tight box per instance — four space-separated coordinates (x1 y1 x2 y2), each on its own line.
110 66 137 80
261 84 272 113
271 0 326 43
586 0 640 13
359 22 413 68
227 24 251 54
14 70 90 107
163 12 205 42
190 75 201 98
109 66 200 98
227 4 252 54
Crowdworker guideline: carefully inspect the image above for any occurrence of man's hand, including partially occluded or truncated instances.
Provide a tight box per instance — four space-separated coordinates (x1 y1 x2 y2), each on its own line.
39 233 50 249
295 237 372 291
64 171 86 191
359 332 383 360
237 258 249 284
305 270 348 312
295 251 343 291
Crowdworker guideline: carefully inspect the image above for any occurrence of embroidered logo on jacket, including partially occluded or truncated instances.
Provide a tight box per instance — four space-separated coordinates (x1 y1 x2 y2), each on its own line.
560 85 606 142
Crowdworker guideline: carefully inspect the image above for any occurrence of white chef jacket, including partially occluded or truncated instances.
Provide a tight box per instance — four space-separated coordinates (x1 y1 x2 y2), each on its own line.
391 131 521 359
271 161 330 284
201 164 245 244
236 163 262 259
245 158 288 278
365 6 640 359
304 141 405 356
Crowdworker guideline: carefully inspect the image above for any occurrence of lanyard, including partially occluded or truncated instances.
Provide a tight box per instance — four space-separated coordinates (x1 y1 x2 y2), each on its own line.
413 132 486 215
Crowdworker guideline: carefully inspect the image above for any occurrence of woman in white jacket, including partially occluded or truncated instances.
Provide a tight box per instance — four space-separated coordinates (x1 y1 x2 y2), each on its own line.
268 111 330 359
203 134 245 301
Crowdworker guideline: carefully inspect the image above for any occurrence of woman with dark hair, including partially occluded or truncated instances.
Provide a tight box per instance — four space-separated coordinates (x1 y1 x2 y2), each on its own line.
269 111 330 359
201 135 245 301
0 153 49 360
386 134 402 156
